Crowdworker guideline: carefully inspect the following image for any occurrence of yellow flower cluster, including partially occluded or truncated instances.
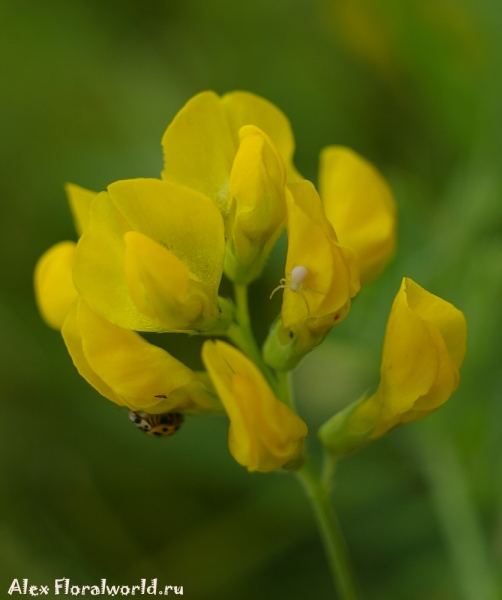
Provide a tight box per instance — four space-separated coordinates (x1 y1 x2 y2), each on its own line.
34 90 466 470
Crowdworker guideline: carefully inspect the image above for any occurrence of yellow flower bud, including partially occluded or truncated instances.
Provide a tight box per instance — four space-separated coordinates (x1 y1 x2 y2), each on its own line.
225 125 287 283
319 146 397 284
319 277 467 455
202 340 308 472
62 299 221 415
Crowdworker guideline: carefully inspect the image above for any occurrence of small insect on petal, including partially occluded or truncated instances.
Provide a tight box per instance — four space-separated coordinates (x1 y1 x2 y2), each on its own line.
128 410 184 437
270 265 314 313
270 265 310 299
290 265 308 292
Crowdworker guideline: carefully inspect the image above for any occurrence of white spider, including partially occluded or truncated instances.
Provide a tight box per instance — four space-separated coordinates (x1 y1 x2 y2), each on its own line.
270 265 318 313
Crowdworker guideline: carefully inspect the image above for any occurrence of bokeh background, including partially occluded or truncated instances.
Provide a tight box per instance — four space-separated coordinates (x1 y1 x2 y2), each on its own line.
2 0 501 598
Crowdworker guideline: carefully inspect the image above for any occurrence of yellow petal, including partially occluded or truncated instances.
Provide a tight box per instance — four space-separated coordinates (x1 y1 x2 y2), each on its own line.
319 146 396 284
281 180 360 329
378 281 440 415
64 183 97 236
404 277 467 369
161 91 236 216
34 241 78 330
222 91 301 182
226 125 286 282
202 340 308 472
124 231 215 332
230 125 286 240
63 299 219 414
107 178 225 297
73 191 161 331
411 321 459 411
62 300 124 406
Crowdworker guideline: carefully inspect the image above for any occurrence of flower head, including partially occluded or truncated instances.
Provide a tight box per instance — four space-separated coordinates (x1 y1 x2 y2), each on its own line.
319 277 467 455
161 91 300 220
73 179 229 333
202 340 308 472
369 277 467 435
264 180 360 370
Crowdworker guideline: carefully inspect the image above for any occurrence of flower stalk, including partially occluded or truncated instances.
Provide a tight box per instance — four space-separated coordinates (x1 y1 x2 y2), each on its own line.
235 283 359 597
227 283 277 392
297 455 360 600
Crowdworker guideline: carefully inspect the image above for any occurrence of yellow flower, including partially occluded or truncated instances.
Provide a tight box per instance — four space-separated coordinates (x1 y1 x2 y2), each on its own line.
281 180 360 329
319 277 467 455
161 91 300 220
225 125 287 283
35 180 221 415
73 178 230 333
202 340 308 472
161 91 300 283
318 146 397 284
62 299 221 415
34 183 97 330
264 180 360 370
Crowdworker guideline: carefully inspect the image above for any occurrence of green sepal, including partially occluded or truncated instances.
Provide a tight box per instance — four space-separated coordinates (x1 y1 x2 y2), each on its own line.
198 296 234 337
318 394 377 456
223 239 266 285
281 452 305 472
223 218 284 286
262 316 329 372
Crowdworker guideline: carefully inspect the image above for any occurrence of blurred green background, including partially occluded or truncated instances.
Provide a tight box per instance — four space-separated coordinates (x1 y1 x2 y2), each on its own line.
1 0 501 598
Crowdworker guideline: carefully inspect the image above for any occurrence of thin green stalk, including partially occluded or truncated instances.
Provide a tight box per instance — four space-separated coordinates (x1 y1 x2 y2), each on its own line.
233 282 253 330
276 370 295 409
227 283 277 390
297 454 360 600
321 452 339 496
227 284 359 598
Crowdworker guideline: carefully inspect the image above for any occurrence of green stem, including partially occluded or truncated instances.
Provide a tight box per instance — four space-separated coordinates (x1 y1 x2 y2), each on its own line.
321 452 339 496
233 283 252 330
276 370 295 409
297 454 360 600
228 283 359 598
227 283 277 391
